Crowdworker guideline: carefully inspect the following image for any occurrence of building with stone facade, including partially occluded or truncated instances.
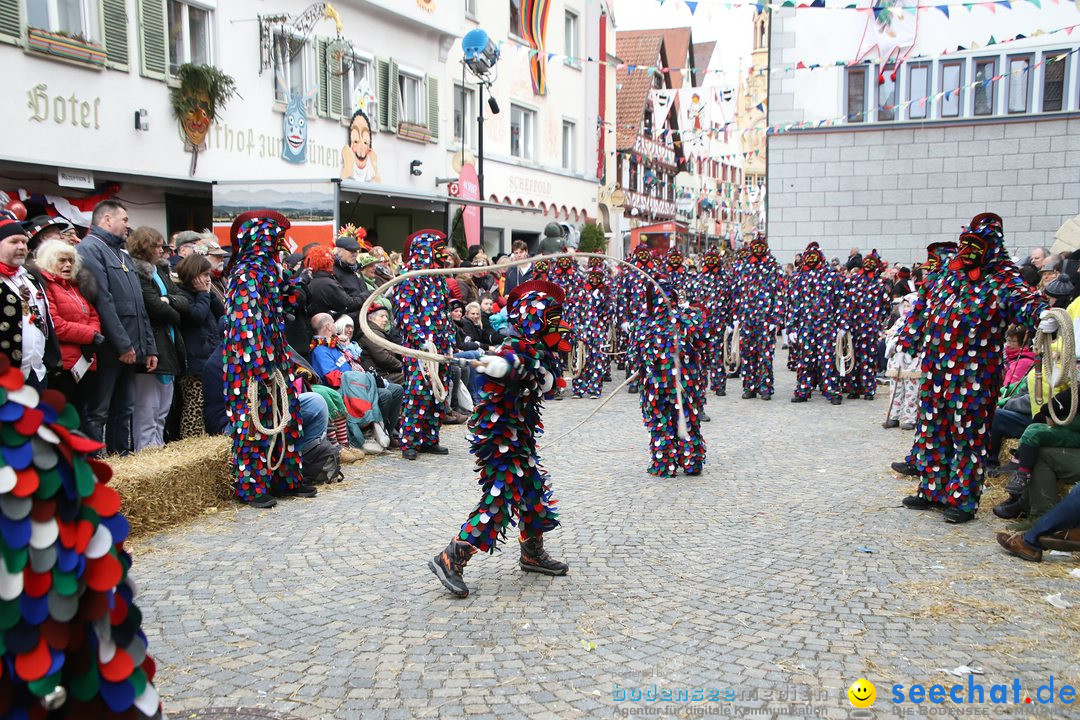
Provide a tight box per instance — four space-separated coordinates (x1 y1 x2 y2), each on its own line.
736 9 769 237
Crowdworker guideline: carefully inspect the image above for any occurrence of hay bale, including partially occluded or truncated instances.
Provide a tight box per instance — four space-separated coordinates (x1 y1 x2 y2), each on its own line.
108 435 233 539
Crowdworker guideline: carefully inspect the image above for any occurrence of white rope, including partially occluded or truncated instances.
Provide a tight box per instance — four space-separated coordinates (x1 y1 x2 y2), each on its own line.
566 340 588 380
835 330 855 377
723 321 741 375
246 369 291 471
420 338 448 403
1033 306 1078 427
539 373 638 451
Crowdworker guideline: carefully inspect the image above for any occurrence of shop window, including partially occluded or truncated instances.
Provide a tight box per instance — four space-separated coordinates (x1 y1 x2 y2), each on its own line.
877 65 897 121
564 9 579 66
1042 52 1067 112
907 64 929 119
562 119 576 172
398 69 426 125
454 84 477 150
509 0 522 39
274 30 313 106
1006 55 1032 114
167 0 211 76
510 104 536 160
940 61 962 118
845 67 866 123
973 58 996 115
26 0 97 40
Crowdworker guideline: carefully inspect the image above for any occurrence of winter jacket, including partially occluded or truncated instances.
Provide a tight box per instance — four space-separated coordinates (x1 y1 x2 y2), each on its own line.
41 270 102 371
201 338 227 434
451 321 481 352
177 285 225 376
503 264 532 296
132 257 188 376
357 322 404 384
459 317 495 348
284 271 314 359
77 226 157 360
333 257 369 305
308 270 363 318
1003 346 1037 387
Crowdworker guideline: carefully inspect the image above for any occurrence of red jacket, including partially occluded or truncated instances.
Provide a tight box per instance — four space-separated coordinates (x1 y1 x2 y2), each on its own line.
42 271 102 371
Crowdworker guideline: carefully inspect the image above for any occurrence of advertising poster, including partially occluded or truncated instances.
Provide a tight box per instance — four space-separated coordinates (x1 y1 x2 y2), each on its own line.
212 181 337 250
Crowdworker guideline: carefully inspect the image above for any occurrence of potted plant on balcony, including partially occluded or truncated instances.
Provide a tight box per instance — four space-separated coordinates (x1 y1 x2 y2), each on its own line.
169 63 237 175
27 27 107 67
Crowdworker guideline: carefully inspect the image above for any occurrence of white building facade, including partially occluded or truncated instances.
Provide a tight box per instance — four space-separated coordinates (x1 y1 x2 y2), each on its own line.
767 3 1080 263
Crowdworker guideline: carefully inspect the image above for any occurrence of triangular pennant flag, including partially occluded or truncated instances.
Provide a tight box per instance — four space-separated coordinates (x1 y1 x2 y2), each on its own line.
1028 0 1041 7
997 0 1011 7
987 35 997 44
936 5 950 16
685 0 699 13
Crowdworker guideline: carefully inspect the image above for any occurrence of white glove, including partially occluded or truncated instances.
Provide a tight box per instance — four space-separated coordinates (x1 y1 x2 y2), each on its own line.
620 322 630 333
788 332 797 344
475 355 510 378
539 368 555 393
1038 311 1059 334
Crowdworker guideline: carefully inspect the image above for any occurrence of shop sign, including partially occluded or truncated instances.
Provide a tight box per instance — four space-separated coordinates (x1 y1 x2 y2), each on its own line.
507 174 553 200
26 84 101 129
57 168 94 190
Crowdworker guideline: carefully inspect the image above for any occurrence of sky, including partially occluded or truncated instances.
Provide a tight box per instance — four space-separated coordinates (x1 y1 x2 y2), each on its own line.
613 0 754 87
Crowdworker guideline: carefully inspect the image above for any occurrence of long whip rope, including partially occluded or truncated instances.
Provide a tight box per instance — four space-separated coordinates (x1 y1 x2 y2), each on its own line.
246 369 291 471
1033 306 1078 427
723 321 741 375
835 330 855 377
538 373 638 451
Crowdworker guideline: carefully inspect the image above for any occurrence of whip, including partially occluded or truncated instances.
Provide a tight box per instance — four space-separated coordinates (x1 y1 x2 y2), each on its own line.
539 373 639 451
835 330 855 377
723 321 741 375
1033 306 1078 427
246 369 291 471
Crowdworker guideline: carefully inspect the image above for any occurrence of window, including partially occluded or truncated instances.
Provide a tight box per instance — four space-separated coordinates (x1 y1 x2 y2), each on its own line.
167 1 210 76
845 67 867 123
509 0 522 38
907 64 929 119
1043 52 1067 112
940 61 963 118
561 120 576 172
26 0 96 39
454 84 476 150
341 54 375 120
629 159 639 192
1006 55 1032 114
973 58 996 116
465 0 476 17
877 65 897 121
510 104 536 160
273 31 311 105
643 107 654 138
564 10 579 65
397 70 426 125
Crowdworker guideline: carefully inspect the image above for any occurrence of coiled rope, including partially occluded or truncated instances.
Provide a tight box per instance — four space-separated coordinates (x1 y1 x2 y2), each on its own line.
246 369 291 471
723 321 741 375
1033 306 1078 427
566 339 588 380
835 330 855 377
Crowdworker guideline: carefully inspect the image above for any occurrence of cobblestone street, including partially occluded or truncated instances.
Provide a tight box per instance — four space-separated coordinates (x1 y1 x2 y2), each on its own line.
135 365 1078 720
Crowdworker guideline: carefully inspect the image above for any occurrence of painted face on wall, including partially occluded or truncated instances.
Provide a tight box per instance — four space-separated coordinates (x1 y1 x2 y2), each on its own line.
282 92 308 164
349 111 373 170
181 91 211 148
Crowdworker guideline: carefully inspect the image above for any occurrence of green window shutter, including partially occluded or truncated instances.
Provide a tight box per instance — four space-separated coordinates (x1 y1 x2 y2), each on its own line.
375 57 390 131
316 38 329 118
0 0 22 46
101 0 130 70
426 74 439 141
329 47 344 119
387 58 399 132
137 0 167 80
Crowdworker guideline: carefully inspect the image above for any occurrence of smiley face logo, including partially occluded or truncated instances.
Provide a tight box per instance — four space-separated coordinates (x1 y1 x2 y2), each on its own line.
847 678 876 708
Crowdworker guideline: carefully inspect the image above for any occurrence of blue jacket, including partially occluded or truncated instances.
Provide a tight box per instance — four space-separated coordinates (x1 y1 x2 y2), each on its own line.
201 339 227 435
178 286 225 376
76 226 157 360
311 341 349 388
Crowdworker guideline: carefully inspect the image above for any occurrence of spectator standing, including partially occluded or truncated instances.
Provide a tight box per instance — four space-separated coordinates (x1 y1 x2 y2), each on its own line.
502 240 532 296
1027 246 1050 270
37 239 102 414
128 226 188 450
282 252 314 357
307 245 364 319
175 253 225 438
333 236 369 305
77 200 157 454
0 220 59 390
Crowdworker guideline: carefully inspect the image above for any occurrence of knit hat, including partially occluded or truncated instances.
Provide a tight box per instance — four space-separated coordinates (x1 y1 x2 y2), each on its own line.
0 218 27 243
1045 275 1075 300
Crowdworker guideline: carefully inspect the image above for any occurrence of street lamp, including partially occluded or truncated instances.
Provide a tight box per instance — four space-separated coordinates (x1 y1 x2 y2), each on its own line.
461 28 500 246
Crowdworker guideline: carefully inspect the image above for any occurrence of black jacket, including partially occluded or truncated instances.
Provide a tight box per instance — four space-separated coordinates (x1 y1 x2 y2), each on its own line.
308 270 363 318
284 272 314 359
452 320 481 352
503 264 532 295
333 258 369 305
177 285 225 376
460 317 495 348
202 338 227 434
132 258 188 376
77 226 157 360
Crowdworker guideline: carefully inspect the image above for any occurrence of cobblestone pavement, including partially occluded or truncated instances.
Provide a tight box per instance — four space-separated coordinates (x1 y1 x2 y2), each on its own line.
135 363 1079 720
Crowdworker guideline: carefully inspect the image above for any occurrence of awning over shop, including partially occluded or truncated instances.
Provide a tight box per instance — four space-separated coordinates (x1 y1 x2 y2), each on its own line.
485 194 590 222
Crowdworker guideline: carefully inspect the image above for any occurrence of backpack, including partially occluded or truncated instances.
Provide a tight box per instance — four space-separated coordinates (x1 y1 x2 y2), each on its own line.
302 437 343 484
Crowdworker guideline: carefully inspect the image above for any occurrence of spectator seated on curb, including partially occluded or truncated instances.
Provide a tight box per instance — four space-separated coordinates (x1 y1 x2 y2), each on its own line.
996 481 1080 562
334 313 403 449
309 313 392 453
994 387 1080 520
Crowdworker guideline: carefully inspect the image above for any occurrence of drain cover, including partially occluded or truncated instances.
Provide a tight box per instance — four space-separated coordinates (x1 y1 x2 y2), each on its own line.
182 709 305 720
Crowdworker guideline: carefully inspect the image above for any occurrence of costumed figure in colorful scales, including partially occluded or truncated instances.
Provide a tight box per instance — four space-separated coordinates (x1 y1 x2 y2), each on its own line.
897 213 1047 524
665 249 694 302
571 267 613 399
787 242 848 405
394 230 454 462
614 245 661 393
844 250 891 400
428 280 573 598
0 350 162 715
695 247 732 397
224 211 313 508
627 282 708 477
731 233 782 400
586 256 615 383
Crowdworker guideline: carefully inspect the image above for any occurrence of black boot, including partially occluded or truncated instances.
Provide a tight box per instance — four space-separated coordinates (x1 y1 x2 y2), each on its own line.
993 493 1029 519
519 535 569 576
902 495 935 510
943 507 976 524
429 539 477 598
891 461 919 477
715 388 725 397
1004 469 1031 496
741 390 756 399
628 383 640 393
847 392 860 400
